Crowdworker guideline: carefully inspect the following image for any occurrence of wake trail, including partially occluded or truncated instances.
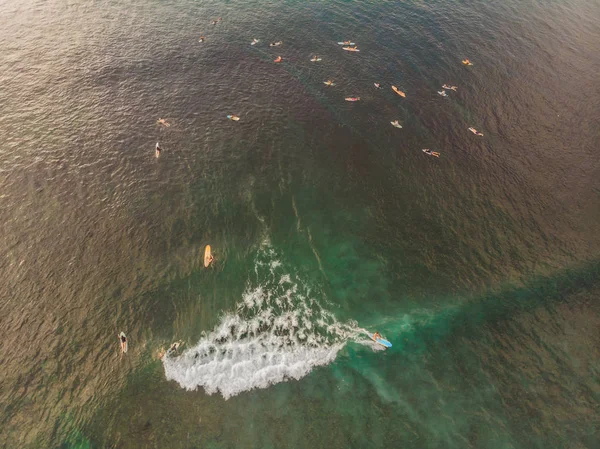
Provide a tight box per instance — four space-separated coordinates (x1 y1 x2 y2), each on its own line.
163 240 369 399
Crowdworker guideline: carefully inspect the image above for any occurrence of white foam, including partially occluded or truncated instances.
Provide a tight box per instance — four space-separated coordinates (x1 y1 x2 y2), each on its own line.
163 241 361 399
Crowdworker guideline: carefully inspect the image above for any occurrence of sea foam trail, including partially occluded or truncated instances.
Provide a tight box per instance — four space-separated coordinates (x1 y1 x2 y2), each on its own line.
163 242 361 399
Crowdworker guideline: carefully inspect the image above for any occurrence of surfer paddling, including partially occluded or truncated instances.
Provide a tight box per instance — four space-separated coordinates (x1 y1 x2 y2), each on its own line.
204 245 214 267
155 142 162 158
422 149 440 158
119 333 128 353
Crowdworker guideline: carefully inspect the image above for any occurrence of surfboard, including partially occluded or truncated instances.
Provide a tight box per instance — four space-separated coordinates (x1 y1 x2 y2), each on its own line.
119 332 128 353
337 42 355 45
392 86 406 97
204 245 212 267
342 47 360 52
367 332 392 348
227 115 240 121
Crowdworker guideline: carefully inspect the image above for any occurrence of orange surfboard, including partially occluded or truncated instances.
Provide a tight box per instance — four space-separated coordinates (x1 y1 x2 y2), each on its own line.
392 85 406 97
204 245 212 267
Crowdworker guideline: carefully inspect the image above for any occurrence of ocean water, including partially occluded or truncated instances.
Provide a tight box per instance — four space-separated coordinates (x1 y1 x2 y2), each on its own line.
1 0 599 448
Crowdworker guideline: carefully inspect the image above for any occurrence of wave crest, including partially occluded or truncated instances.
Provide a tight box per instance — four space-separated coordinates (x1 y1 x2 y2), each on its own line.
163 242 359 399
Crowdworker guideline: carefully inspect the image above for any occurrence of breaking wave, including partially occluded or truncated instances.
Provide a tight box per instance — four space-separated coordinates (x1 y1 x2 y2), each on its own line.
163 240 363 399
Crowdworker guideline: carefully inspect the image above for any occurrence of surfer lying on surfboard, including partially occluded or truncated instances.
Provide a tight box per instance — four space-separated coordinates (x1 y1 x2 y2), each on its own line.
119 333 128 353
423 149 440 158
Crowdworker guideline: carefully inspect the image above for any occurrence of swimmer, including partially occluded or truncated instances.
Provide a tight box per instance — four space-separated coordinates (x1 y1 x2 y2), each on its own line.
468 127 484 136
157 118 170 127
155 142 162 158
274 56 282 63
422 149 440 158
323 80 335 86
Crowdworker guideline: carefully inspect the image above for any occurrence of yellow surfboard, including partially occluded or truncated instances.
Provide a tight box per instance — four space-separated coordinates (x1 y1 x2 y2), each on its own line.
392 85 406 97
204 245 212 268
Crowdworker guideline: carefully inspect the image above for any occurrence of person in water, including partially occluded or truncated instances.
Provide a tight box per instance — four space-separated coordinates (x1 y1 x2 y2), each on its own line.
155 142 162 158
374 83 381 88
119 334 127 353
373 332 381 340
423 149 441 158
199 36 205 42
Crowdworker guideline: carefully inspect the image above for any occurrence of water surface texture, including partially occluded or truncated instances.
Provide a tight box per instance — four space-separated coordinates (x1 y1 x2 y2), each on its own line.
1 0 599 448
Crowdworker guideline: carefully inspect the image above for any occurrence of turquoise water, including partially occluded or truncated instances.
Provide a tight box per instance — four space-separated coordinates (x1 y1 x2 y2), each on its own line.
1 0 599 448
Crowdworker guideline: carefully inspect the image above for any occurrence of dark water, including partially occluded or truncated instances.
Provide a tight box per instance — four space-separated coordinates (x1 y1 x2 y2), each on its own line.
1 0 599 448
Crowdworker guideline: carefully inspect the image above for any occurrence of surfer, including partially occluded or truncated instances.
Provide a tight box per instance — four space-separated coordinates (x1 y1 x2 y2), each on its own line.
274 56 282 63
391 120 402 128
323 80 335 86
269 41 282 47
423 149 440 158
450 85 458 91
211 17 222 25
155 142 162 158
374 83 381 89
310 56 321 62
251 38 259 45
468 127 484 136
119 333 127 353
438 90 448 97
442 84 451 90
157 118 170 127
462 58 473 66
198 36 205 43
